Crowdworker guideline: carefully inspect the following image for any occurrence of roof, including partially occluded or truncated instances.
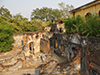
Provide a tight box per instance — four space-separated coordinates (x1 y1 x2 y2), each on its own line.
13 31 45 36
69 0 100 13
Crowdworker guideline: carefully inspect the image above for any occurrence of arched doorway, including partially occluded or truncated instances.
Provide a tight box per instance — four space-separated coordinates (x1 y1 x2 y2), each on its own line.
85 12 92 17
29 42 34 54
99 11 100 17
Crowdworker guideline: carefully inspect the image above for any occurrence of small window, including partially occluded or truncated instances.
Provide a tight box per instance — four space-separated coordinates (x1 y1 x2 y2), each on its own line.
21 40 23 45
60 28 63 33
36 34 38 38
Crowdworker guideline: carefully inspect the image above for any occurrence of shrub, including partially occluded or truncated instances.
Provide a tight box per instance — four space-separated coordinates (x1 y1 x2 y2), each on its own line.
64 14 100 37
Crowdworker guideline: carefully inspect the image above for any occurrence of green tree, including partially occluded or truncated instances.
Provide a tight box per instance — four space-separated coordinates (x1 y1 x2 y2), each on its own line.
13 13 28 21
31 7 63 21
58 2 74 18
0 6 12 19
0 21 15 52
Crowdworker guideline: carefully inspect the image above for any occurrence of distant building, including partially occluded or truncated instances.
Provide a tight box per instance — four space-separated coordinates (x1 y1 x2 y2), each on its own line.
69 0 100 17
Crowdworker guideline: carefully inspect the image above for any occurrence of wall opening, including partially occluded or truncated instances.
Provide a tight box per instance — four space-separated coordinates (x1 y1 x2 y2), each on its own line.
73 12 75 17
60 28 63 33
29 42 34 54
21 40 23 45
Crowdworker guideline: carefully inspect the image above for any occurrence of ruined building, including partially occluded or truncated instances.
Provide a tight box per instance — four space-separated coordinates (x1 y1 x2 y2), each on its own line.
0 21 100 75
0 31 51 72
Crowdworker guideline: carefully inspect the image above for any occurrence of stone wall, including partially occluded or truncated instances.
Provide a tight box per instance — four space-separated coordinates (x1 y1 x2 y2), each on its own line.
12 33 23 48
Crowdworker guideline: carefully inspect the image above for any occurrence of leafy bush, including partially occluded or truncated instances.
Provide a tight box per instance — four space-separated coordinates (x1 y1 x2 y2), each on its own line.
63 15 84 34
63 14 100 37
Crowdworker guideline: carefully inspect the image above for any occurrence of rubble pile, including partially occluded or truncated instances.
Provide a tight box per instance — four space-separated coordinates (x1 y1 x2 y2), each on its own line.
39 31 100 75
0 22 100 75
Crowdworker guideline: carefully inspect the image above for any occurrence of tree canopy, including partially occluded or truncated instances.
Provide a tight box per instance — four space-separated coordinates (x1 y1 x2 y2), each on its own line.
13 13 28 21
58 2 74 18
31 7 64 21
0 6 12 19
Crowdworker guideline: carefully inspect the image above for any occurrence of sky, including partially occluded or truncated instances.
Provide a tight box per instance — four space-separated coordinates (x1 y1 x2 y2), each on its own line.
0 0 94 20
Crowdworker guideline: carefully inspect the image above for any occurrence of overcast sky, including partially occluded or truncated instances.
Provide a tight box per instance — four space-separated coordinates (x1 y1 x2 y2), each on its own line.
0 0 94 20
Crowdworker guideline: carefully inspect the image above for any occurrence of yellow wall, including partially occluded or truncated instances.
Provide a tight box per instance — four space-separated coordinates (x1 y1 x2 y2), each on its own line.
95 4 100 13
70 1 100 17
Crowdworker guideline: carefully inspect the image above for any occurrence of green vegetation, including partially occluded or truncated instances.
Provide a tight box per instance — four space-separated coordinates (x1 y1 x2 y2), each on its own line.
0 21 15 52
58 2 74 17
63 14 100 37
31 4 74 21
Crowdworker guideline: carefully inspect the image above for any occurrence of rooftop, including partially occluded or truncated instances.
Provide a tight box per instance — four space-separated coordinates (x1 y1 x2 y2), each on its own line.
69 0 100 13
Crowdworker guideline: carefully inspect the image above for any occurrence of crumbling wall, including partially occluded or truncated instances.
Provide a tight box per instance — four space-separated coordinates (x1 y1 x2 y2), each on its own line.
23 31 47 54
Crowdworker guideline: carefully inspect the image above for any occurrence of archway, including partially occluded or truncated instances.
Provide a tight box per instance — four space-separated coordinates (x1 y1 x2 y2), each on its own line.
85 12 92 17
99 11 100 17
